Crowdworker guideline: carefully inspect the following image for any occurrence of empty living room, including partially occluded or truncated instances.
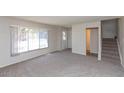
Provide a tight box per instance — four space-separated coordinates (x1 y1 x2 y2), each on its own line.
0 16 124 77
1 0 124 93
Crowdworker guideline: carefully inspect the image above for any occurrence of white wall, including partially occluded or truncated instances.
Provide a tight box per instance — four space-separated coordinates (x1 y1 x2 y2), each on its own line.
90 29 98 54
102 19 117 38
0 17 68 68
72 21 101 60
72 24 85 55
118 17 124 67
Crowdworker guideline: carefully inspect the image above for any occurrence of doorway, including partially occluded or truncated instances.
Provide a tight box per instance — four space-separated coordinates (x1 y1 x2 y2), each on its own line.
86 28 98 56
62 31 68 50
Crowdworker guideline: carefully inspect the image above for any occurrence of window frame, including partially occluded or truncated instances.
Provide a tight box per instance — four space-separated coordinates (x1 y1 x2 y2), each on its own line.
10 25 49 57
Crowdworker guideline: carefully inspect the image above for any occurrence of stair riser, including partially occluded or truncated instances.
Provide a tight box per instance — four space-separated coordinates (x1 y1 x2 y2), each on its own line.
102 51 119 54
102 52 119 56
102 40 116 42
102 48 118 50
102 55 120 60
102 46 118 48
102 42 117 45
102 43 117 45
102 39 116 41
102 53 119 57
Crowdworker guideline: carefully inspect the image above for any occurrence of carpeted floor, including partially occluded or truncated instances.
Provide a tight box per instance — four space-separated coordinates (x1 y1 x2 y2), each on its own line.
0 49 124 77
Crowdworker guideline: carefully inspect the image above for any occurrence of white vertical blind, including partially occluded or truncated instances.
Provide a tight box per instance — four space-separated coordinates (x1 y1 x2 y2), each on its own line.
10 25 18 55
10 25 48 56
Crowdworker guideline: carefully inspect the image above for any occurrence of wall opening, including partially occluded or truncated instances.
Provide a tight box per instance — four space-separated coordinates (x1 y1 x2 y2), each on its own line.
101 19 118 40
86 27 99 57
62 31 68 50
86 29 91 55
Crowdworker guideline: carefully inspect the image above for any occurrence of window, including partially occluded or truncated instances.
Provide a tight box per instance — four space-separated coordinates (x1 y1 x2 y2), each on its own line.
62 31 66 40
18 27 29 53
10 25 48 56
29 29 39 50
39 29 48 48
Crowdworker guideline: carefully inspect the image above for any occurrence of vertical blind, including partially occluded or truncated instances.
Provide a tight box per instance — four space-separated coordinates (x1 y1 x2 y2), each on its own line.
10 25 48 56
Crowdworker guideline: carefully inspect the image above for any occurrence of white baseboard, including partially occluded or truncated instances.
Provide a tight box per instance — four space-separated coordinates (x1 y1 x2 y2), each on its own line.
117 39 124 68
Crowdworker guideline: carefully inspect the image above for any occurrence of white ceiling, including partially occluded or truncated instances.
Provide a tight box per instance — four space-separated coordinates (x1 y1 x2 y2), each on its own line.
13 16 120 27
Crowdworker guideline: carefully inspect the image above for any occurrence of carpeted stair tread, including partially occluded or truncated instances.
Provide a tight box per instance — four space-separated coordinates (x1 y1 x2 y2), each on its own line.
102 38 120 62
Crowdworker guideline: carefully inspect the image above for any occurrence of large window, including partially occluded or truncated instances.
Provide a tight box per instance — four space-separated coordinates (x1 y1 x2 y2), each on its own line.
10 25 48 56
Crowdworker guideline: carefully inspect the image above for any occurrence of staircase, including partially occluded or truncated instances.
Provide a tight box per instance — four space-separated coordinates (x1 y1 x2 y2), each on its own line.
102 38 120 63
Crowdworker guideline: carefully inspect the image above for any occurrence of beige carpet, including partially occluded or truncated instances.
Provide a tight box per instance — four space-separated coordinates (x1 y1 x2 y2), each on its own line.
0 49 124 77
